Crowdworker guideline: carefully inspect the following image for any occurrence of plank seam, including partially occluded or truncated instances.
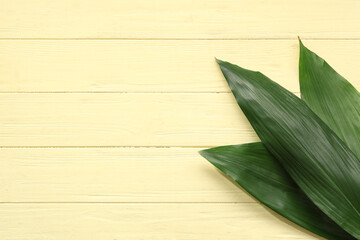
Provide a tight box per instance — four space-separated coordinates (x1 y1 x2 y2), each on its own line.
0 92 300 94
0 202 258 205
0 146 217 149
1 38 360 41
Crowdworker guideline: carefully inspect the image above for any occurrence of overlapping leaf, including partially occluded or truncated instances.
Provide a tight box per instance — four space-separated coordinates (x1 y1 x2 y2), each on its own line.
200 143 355 240
299 41 360 159
215 59 360 238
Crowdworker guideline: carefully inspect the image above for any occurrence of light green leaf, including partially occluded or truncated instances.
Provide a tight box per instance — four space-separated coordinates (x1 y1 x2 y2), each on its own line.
299 40 360 159
216 59 360 238
200 143 355 240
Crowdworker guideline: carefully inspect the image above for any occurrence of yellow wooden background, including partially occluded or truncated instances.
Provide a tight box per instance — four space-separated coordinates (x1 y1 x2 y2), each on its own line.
0 0 359 239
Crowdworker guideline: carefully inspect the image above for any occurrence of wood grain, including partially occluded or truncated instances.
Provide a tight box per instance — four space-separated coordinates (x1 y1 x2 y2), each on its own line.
0 147 253 203
1 0 356 238
0 40 360 92
0 203 321 239
0 0 359 39
0 93 260 147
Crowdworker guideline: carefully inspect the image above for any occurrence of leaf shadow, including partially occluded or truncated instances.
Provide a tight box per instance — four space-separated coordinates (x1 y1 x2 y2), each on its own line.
214 168 325 240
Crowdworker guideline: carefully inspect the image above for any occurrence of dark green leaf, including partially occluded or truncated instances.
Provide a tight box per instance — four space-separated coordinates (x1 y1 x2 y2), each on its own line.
200 143 355 240
216 59 360 238
299 40 360 160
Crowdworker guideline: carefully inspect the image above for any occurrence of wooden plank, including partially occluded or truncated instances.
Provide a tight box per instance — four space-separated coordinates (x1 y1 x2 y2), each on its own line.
0 93 260 146
0 40 360 92
0 0 359 39
0 147 253 203
0 203 321 239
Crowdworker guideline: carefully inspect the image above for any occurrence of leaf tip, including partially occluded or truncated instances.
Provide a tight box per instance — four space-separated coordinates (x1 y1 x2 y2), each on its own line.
298 36 304 47
198 148 209 158
215 57 225 65
199 148 216 164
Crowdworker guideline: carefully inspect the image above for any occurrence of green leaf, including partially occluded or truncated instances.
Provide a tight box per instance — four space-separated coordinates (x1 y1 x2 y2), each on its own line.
299 40 360 160
200 143 355 240
216 59 360 238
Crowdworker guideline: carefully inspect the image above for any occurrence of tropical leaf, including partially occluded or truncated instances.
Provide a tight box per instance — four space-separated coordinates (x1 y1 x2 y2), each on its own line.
299 40 360 159
200 143 355 240
216 59 360 238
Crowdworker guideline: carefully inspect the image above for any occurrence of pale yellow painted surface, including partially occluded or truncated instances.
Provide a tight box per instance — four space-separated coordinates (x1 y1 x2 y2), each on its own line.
0 204 320 240
0 0 359 39
0 147 254 203
0 93 258 146
0 40 360 93
0 0 357 239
